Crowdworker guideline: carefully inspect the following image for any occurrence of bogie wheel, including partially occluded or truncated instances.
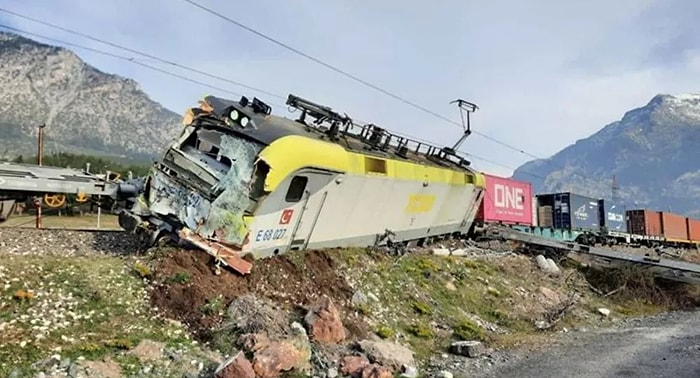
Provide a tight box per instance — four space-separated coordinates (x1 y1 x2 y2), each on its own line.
75 192 89 203
44 193 66 208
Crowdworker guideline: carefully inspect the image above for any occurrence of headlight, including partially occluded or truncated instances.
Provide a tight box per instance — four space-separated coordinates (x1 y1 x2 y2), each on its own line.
240 116 249 127
229 109 240 121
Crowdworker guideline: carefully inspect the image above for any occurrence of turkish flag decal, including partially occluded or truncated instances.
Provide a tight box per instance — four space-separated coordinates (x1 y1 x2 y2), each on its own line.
279 209 294 225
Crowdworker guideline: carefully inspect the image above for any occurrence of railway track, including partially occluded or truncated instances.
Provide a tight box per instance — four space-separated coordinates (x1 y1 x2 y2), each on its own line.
485 225 700 285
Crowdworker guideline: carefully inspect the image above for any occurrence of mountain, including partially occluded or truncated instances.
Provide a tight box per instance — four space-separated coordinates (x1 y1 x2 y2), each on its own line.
512 93 700 218
0 31 182 162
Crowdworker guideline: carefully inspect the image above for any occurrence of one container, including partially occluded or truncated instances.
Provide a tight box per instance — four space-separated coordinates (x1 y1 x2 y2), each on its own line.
626 209 662 236
545 192 601 231
687 217 700 242
598 199 627 232
660 211 689 240
475 173 533 226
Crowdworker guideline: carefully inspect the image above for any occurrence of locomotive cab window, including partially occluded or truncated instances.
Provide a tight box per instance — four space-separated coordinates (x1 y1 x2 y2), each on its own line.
285 176 308 202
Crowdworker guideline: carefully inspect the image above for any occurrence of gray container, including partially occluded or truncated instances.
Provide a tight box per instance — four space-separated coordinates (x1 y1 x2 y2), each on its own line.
552 192 601 231
598 199 627 232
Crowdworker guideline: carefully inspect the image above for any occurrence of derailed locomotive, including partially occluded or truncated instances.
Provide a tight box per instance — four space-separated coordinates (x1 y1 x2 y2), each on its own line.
119 94 486 273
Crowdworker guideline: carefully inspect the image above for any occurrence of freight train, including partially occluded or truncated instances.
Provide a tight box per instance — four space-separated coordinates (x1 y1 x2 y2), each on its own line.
472 172 700 249
116 91 698 274
118 93 487 263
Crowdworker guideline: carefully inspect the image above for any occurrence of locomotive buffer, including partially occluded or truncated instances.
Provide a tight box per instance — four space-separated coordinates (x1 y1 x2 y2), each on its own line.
485 225 700 285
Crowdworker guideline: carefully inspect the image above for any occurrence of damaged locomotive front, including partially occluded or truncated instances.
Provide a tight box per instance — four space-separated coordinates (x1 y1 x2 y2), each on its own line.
118 95 273 258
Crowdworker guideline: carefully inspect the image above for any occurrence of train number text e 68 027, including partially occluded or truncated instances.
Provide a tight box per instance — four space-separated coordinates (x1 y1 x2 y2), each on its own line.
255 228 288 242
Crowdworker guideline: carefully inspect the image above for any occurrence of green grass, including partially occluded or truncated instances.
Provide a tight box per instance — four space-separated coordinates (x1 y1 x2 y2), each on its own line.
0 254 205 376
331 247 692 362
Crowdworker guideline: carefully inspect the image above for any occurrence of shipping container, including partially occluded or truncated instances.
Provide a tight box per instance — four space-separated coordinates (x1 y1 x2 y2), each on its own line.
660 211 689 240
598 199 627 232
475 174 533 225
687 217 700 242
626 209 662 236
537 192 601 231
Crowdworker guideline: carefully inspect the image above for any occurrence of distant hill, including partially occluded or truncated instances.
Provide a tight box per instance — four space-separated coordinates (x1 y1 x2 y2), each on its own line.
512 93 700 218
0 31 182 162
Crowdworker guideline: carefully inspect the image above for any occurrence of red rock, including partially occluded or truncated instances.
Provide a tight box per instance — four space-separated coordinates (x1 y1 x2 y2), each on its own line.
361 364 393 378
340 355 370 377
304 295 346 344
252 340 307 378
215 352 255 378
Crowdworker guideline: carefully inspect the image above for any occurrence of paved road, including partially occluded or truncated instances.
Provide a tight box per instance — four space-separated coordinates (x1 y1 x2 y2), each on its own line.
479 310 700 378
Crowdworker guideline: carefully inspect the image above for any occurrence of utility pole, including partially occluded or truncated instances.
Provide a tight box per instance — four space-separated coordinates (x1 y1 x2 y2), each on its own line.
35 123 46 228
611 174 620 203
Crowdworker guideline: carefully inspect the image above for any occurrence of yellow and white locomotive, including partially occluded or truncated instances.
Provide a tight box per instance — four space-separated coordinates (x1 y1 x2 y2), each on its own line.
119 93 486 273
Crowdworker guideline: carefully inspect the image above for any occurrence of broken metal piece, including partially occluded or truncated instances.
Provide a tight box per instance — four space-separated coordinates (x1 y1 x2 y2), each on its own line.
178 227 253 275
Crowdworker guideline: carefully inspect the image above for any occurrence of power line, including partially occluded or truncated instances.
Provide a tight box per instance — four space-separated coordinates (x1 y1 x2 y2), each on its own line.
181 0 541 160
2 4 543 164
0 7 286 101
0 24 248 99
0 23 538 178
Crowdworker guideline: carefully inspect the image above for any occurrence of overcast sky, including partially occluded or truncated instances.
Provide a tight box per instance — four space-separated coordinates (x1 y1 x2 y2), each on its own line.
2 0 700 177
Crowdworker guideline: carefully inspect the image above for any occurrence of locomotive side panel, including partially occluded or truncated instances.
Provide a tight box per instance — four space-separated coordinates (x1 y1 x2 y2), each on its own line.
244 171 484 258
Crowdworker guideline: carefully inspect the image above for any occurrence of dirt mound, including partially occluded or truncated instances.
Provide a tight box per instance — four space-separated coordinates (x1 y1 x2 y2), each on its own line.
148 247 368 342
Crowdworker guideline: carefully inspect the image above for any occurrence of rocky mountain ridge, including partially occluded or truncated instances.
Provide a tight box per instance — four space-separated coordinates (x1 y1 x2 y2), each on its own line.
0 31 182 162
512 93 700 218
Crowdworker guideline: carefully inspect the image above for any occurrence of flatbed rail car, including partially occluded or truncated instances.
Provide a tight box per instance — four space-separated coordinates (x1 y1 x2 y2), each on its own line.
118 93 488 274
484 225 700 285
0 161 140 222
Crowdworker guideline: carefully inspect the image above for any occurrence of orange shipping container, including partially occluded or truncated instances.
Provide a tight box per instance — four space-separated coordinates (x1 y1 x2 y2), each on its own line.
627 209 662 236
687 218 700 242
660 212 689 240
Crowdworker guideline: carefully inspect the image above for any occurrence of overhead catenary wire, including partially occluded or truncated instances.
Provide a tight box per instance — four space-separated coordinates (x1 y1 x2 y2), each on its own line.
0 24 250 100
0 23 540 179
180 0 542 160
1 6 544 170
0 7 287 101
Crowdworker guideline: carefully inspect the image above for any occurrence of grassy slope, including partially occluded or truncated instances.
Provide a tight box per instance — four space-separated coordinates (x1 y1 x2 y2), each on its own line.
329 247 691 361
2 242 697 376
0 253 216 377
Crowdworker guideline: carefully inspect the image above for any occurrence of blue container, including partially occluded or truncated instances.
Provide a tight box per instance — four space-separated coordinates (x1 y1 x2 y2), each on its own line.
598 199 627 232
551 192 601 231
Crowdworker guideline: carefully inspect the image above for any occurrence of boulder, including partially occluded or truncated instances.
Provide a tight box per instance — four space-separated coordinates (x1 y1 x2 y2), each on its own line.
357 340 416 371
305 295 346 344
214 351 255 378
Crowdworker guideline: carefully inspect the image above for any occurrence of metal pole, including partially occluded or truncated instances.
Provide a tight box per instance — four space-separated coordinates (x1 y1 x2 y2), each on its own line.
97 195 101 229
36 124 46 229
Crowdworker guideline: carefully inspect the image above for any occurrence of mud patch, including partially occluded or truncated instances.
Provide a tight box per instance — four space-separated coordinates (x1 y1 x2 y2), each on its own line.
148 247 368 343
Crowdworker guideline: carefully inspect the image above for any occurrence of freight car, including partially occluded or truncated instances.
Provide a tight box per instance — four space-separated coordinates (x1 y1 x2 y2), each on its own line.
475 178 700 249
118 93 487 268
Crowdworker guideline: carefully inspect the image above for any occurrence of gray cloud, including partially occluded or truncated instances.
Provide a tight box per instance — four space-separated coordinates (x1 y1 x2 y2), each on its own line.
2 0 700 177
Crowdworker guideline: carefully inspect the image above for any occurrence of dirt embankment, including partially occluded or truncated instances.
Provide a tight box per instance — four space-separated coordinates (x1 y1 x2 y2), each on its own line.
149 247 369 342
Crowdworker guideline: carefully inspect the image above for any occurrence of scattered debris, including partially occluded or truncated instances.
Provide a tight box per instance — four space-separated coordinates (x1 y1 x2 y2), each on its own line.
598 308 611 317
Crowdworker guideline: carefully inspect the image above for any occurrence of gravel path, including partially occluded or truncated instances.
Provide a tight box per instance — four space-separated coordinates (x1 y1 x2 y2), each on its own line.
469 310 700 378
0 228 139 256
